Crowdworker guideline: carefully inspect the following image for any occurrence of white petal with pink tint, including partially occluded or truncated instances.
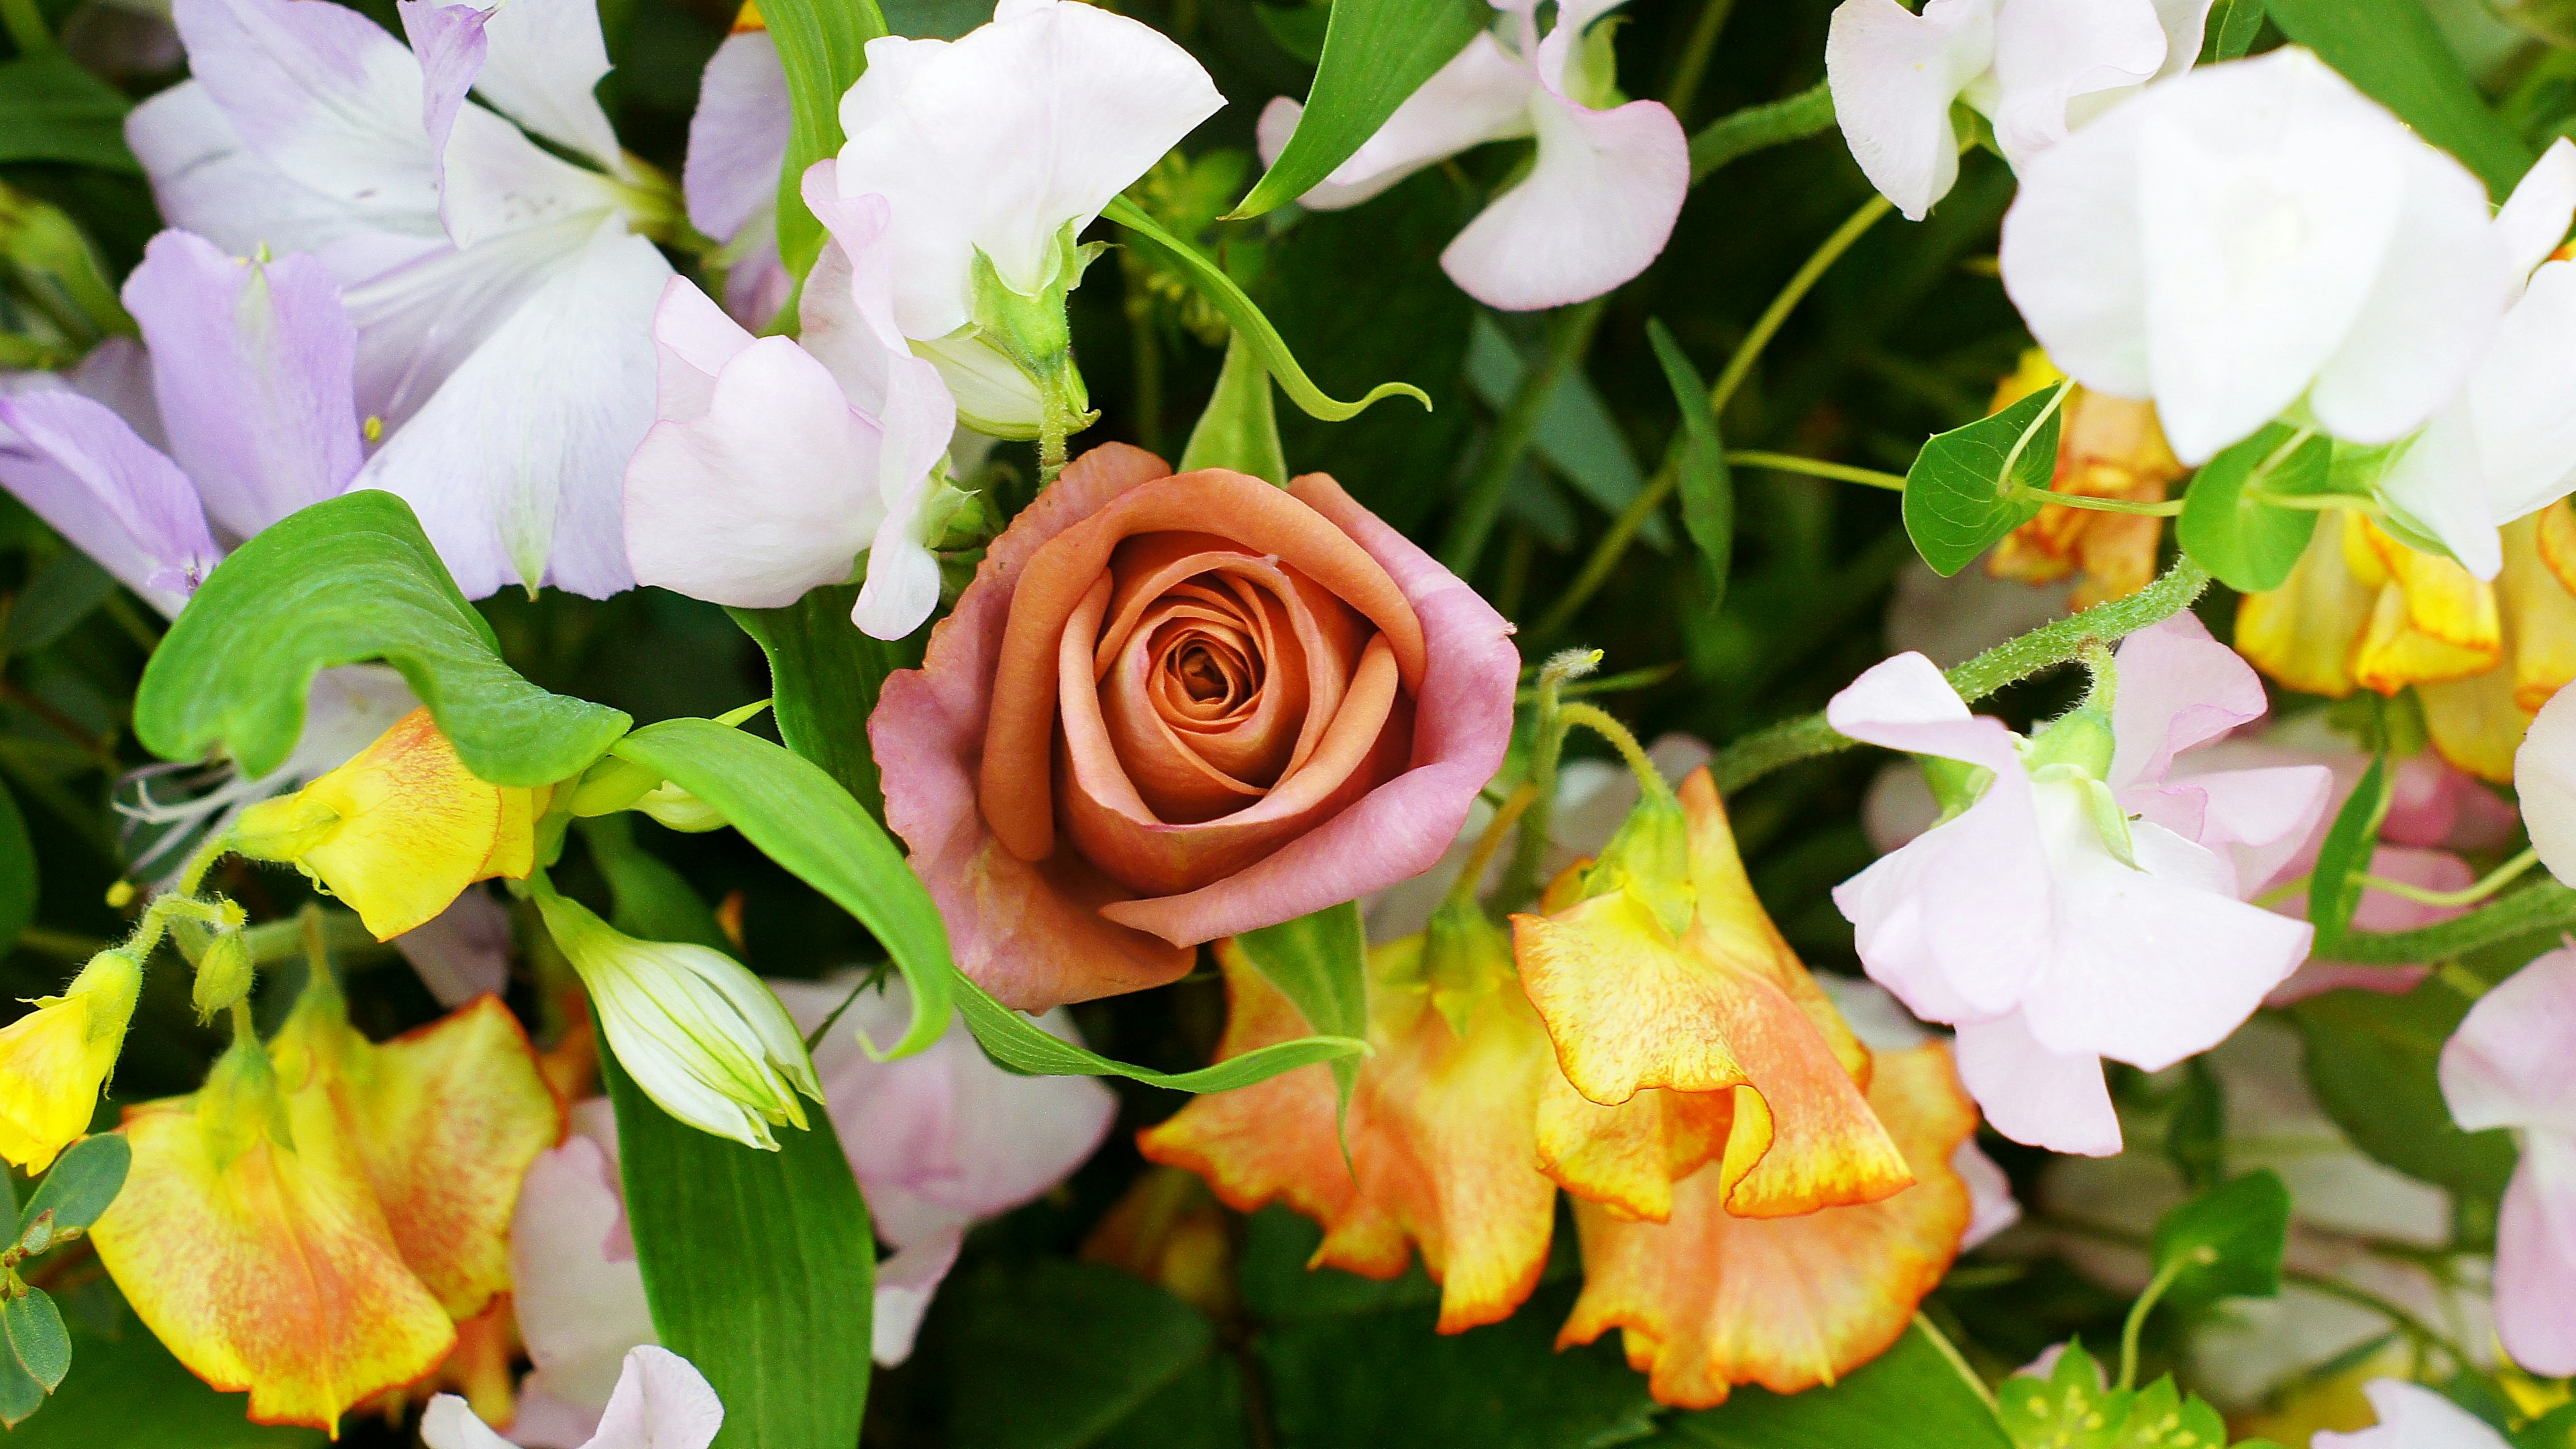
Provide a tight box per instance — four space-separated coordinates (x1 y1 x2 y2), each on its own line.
1825 0 1995 221
1440 76 1686 311
1262 34 1534 211
2520 686 2576 888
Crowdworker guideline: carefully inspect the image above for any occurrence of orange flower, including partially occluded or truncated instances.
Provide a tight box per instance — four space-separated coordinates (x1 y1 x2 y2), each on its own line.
91 972 559 1432
233 708 547 941
1556 1042 1979 1408
1985 352 2186 609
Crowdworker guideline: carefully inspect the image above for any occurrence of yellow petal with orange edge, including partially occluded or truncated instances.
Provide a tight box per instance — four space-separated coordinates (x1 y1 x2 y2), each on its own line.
1678 770 1870 1083
297 709 508 941
2419 668 2529 784
274 995 561 1319
1140 936 1558 1332
1535 1073 1734 1223
93 1090 457 1432
2352 519 2502 692
2237 513 2375 698
0 952 142 1172
1554 1044 1977 1409
2504 508 2576 714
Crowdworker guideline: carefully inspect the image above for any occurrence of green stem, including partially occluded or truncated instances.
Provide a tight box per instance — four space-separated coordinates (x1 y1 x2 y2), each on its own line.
1661 0 1737 122
1445 783 1537 915
2324 878 2576 964
1727 451 1906 490
1495 651 1598 914
1706 555 2214 794
1558 703 1671 802
2116 1253 2190 1393
1438 298 1608 577
1515 661 1682 704
1688 80 1836 183
2356 847 2540 910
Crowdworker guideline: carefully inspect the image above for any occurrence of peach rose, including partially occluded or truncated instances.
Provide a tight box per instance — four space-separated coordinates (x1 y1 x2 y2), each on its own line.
871 445 1519 1011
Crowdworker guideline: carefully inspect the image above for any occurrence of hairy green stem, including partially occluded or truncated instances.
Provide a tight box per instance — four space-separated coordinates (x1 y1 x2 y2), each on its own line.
2323 878 2576 964
1688 80 1835 183
1496 651 1598 914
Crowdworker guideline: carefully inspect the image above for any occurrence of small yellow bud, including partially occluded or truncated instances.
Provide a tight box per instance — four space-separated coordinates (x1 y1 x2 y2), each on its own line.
192 932 256 1022
104 880 136 910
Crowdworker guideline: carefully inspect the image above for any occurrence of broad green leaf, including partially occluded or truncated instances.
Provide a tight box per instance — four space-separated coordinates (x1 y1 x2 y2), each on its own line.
729 583 920 819
2287 981 2519 1203
1670 1320 2010 1449
955 977 1364 1092
0 53 136 173
2268 0 2533 199
2308 754 2390 944
1103 196 1431 423
2163 1055 2227 1193
0 782 31 950
134 491 631 787
2201 0 2267 61
0 1346 40 1430
1234 902 1368 1113
604 1040 874 1449
1230 0 1492 219
1178 331 1289 485
1688 80 1837 183
758 0 892 282
936 1258 1243 1449
5 1284 321 1444
608 717 955 1059
1468 315 1664 547
2174 423 2334 593
19 1134 127 1241
1901 382 2066 576
1648 318 1734 618
3 1291 66 1393
2151 1169 2291 1309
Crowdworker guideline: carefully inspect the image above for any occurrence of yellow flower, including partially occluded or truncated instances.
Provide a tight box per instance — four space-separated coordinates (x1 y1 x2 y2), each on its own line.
235 708 546 941
2237 505 2576 781
0 950 142 1171
1985 352 2187 609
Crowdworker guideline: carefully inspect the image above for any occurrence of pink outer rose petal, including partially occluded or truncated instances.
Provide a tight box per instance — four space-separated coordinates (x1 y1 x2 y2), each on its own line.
1952 1010 2122 1156
2105 614 2266 790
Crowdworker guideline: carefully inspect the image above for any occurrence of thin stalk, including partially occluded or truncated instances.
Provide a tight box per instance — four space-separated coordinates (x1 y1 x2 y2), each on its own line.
1559 702 1668 797
2116 1254 2190 1393
2017 490 2185 518
1727 451 1906 490
2357 847 2540 910
1445 784 1538 914
1439 297 1609 576
2279 1268 2475 1370
1495 650 1599 914
1662 0 1737 121
1515 661 1682 704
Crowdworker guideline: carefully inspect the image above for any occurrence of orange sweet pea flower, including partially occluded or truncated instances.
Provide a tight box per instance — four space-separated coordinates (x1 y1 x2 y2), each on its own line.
1985 352 2187 610
234 708 547 941
92 968 559 1433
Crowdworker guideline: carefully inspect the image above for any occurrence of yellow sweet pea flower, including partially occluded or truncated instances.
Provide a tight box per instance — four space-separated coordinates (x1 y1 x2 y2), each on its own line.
234 708 546 941
0 949 142 1171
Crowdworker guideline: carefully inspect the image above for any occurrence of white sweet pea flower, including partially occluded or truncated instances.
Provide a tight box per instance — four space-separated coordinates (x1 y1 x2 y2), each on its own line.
1826 0 2214 221
2315 1380 2514 1449
1998 47 2515 469
625 186 959 640
814 0 1222 439
125 0 678 598
1256 0 1687 311
425 1346 722 1449
533 890 823 1150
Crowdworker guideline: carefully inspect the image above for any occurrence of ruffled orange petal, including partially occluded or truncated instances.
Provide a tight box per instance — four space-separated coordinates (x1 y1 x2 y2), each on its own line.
1139 934 1558 1332
2237 512 2375 699
1555 1044 1978 1409
2353 519 2502 692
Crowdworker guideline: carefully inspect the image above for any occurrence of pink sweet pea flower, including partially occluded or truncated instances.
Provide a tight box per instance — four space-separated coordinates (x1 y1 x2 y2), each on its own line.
683 25 794 327
502 977 1112 1446
2315 1380 2513 1449
1830 616 2329 1156
1256 0 1686 311
427 1347 722 1449
2439 947 2576 1376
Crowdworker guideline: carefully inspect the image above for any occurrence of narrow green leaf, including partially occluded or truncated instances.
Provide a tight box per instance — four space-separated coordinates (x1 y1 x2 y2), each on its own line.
1468 315 1662 547
2287 981 2519 1201
1674 1319 2011 1448
2 1291 66 1393
610 717 955 1060
2308 754 2390 944
1178 331 1290 485
603 1039 874 1449
2201 0 2266 61
728 583 920 820
1234 902 1368 1114
0 782 31 950
2267 0 2533 199
1230 0 1491 219
18 1134 127 1240
0 52 136 172
1648 319 1733 617
1104 196 1432 423
1 551 117 655
134 491 631 787
759 0 892 282
2175 423 2334 593
1688 80 1837 184
2151 1169 2292 1309
1901 382 2065 576
956 976 1364 1092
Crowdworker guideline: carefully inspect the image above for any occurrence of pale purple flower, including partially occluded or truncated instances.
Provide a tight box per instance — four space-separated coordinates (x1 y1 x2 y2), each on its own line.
684 30 794 328
2314 1381 2512 1449
427 1346 721 1449
1826 0 2213 221
503 976 1114 1444
2439 947 2576 1376
1831 616 2329 1156
1256 0 1686 311
127 0 674 598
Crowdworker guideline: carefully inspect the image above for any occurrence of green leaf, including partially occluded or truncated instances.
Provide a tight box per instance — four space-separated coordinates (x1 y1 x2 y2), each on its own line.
2267 0 2533 199
1901 382 2066 576
603 1038 874 1449
1998 1340 2122 1449
0 1345 42 1431
728 583 920 820
1670 1319 2011 1449
2201 0 2267 61
608 716 955 1060
18 1134 127 1242
1688 80 1837 184
1229 0 1492 219
936 1258 1243 1449
2150 1169 2291 1310
2 1291 66 1393
1102 196 1432 423
134 491 631 787
2308 753 2390 944
2174 423 2334 593
0 781 31 951
955 977 1364 1093
758 0 892 282
1177 331 1289 486
0 52 137 173
1254 1 1330 66
1648 318 1734 617
1233 902 1368 1116
2286 981 2519 1202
